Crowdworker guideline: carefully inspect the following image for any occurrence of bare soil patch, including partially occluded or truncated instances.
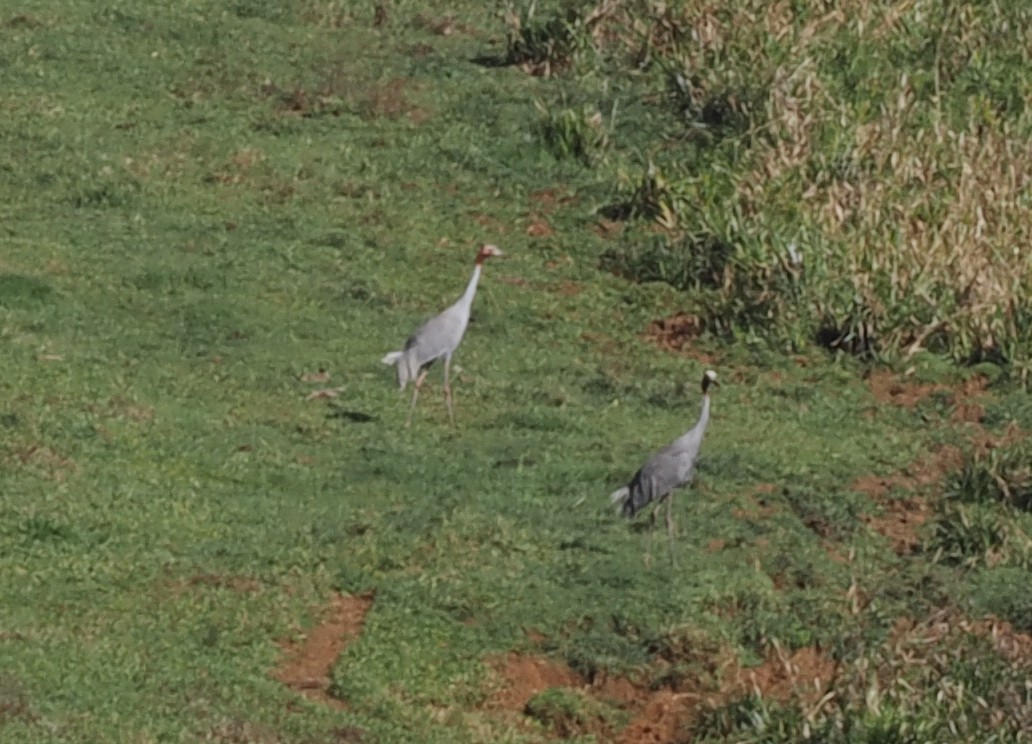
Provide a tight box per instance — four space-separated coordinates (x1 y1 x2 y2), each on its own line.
854 446 962 554
731 489 781 523
644 313 721 365
864 498 933 555
617 644 837 743
856 421 1024 554
486 644 837 743
471 212 510 234
592 218 624 239
487 653 583 711
552 280 583 297
866 370 988 423
526 216 554 238
529 188 577 213
364 78 429 124
8 443 77 481
617 690 684 744
272 592 374 710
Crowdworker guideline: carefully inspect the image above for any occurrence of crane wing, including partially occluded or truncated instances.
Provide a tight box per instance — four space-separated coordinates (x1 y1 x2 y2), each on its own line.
621 447 696 518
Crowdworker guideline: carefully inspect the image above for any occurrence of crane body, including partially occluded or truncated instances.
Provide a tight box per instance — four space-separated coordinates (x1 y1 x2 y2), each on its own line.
382 244 503 425
610 370 719 552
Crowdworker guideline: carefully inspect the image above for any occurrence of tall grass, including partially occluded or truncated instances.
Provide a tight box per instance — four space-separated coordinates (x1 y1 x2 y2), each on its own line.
505 0 1032 370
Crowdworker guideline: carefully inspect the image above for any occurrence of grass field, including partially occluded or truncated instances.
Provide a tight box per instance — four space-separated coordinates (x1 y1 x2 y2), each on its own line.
2 1 1032 742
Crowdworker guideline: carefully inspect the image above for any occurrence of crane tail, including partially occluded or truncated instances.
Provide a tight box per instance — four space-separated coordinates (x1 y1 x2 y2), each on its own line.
609 486 630 514
381 350 416 392
381 350 412 390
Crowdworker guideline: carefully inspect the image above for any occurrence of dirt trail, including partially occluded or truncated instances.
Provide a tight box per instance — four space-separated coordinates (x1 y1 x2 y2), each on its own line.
271 592 374 710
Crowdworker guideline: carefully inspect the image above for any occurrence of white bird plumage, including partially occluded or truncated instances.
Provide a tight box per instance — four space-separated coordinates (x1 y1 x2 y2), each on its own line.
382 244 503 426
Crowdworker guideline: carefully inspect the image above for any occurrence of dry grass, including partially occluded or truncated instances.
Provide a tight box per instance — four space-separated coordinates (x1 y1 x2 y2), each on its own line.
532 0 1032 369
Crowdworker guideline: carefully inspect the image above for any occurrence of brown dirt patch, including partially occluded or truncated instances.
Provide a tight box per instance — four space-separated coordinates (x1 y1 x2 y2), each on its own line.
866 369 943 408
854 426 1027 554
9 444 77 481
866 371 988 422
552 280 583 297
616 644 837 743
529 188 577 213
486 653 583 711
484 642 838 742
854 446 963 554
592 218 624 239
731 489 781 522
363 79 429 124
498 611 1030 741
645 313 722 365
526 217 554 238
471 212 509 234
865 499 932 555
272 592 374 710
726 645 837 704
645 313 704 351
617 690 685 744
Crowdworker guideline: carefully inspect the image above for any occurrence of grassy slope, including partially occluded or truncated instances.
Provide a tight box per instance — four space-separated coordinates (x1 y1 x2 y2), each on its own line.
1 1 1030 742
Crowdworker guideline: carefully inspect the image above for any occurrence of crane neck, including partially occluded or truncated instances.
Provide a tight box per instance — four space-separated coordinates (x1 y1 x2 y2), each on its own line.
692 393 711 434
457 263 482 310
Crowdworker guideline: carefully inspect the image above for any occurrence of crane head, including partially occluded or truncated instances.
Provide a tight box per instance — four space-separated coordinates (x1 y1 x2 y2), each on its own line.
702 369 719 393
476 244 504 263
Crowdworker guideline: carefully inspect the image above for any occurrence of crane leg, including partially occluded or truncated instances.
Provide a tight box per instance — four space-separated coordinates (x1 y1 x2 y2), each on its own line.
443 356 455 427
665 495 677 567
644 499 665 568
405 369 429 427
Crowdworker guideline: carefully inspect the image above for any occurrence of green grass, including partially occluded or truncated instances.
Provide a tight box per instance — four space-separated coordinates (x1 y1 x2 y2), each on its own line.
1 1 1031 742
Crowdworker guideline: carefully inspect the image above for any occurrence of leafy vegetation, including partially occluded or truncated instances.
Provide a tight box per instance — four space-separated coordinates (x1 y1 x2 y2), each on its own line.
506 0 1032 369
695 615 1032 743
1 1 1031 743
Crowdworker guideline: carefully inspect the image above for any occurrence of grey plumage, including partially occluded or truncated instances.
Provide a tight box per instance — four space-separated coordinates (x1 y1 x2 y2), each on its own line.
610 370 719 548
382 244 503 426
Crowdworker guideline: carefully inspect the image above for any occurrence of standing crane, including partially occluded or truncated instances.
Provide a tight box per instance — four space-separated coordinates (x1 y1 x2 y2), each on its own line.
381 244 504 426
609 369 719 554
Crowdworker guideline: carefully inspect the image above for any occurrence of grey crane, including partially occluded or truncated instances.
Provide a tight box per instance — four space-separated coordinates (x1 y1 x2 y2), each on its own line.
381 243 504 426
609 369 719 552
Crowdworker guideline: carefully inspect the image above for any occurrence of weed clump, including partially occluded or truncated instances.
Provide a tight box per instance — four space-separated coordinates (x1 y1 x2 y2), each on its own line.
536 101 611 166
949 440 1032 513
927 442 1032 568
524 687 628 738
502 0 617 76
